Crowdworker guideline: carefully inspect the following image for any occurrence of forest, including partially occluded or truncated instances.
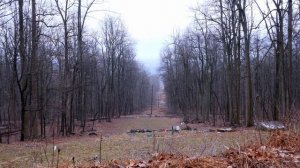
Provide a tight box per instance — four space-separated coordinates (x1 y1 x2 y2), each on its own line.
0 0 159 141
161 0 300 126
0 0 300 167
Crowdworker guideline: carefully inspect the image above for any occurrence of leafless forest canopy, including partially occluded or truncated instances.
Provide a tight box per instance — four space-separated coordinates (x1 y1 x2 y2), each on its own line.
0 0 299 142
0 0 160 141
160 0 300 126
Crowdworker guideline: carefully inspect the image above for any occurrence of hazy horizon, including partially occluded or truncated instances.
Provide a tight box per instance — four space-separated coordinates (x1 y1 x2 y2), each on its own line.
88 0 198 74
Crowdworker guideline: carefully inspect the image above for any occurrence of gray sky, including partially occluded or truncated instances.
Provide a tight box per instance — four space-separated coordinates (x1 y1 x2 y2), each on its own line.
89 0 198 74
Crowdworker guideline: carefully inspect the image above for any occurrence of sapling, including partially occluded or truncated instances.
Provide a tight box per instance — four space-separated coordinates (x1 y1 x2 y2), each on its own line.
56 148 60 168
152 132 157 152
72 156 75 167
52 129 55 167
99 134 102 162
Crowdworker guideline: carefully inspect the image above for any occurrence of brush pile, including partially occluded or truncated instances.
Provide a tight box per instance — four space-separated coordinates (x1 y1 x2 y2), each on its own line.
66 131 300 168
103 153 227 168
223 130 300 168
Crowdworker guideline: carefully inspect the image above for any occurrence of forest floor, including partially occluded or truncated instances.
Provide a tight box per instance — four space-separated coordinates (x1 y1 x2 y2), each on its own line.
0 106 273 168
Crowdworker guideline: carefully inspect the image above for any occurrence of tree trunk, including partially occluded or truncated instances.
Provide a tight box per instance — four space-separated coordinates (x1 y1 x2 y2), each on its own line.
30 0 39 138
286 0 293 111
17 0 28 141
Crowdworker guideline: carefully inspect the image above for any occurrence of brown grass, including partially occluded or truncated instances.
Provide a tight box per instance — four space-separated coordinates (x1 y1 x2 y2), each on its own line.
92 131 300 168
0 129 266 167
0 112 273 168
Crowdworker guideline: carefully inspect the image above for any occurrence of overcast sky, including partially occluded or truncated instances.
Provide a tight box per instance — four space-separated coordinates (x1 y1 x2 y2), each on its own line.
88 0 198 74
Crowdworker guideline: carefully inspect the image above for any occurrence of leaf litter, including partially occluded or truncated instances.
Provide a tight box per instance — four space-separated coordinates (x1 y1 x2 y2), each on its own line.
64 131 300 168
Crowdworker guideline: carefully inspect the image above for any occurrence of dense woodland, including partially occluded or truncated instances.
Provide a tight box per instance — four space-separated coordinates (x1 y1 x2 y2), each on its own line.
161 0 300 126
1 0 299 143
0 0 159 141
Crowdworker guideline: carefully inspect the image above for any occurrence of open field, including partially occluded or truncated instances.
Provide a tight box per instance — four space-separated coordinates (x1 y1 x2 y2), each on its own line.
0 111 270 168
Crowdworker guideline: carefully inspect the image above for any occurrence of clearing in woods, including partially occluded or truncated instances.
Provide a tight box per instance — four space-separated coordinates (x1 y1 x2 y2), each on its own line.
0 91 268 167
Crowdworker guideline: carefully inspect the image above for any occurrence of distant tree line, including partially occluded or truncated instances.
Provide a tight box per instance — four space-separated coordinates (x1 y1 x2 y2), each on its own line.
0 0 156 141
161 0 300 126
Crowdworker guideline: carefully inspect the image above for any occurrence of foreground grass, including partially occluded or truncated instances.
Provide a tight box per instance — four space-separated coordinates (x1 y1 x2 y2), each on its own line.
0 129 268 167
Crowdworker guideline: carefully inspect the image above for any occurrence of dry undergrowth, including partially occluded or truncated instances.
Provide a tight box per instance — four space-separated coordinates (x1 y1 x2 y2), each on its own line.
68 131 300 168
267 130 300 152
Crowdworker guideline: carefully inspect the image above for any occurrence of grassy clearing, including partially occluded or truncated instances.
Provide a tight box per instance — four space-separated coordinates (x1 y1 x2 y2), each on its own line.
93 116 181 136
0 129 268 167
0 114 271 167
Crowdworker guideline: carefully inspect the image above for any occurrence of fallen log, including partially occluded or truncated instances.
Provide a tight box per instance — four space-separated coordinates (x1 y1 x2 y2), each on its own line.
256 121 285 131
129 129 153 133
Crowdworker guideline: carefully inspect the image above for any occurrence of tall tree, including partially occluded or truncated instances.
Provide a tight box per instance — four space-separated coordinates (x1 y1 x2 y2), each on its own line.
235 0 254 126
17 0 29 141
30 0 39 138
286 0 293 112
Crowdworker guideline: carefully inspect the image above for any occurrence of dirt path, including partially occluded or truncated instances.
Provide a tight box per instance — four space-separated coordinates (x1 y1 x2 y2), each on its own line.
90 109 181 136
88 90 180 136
